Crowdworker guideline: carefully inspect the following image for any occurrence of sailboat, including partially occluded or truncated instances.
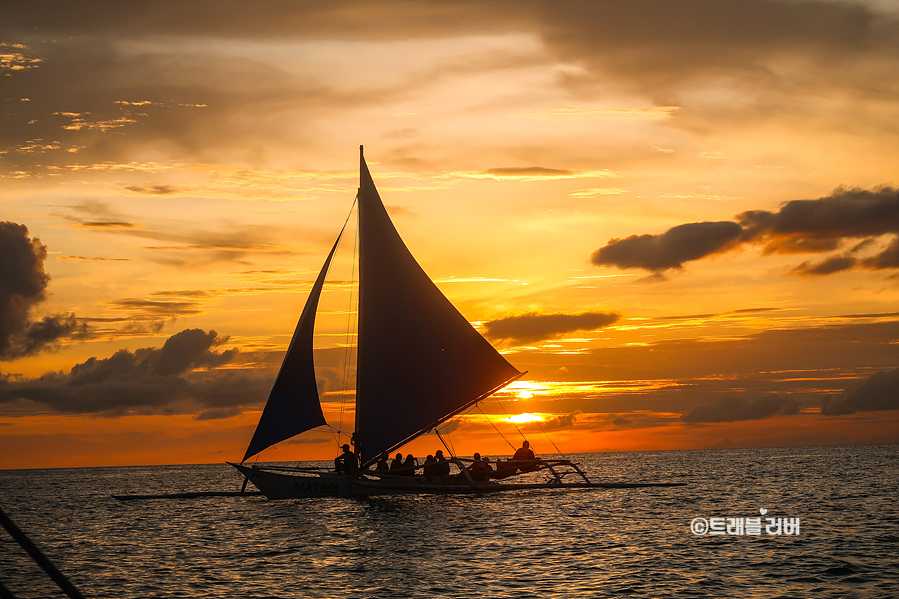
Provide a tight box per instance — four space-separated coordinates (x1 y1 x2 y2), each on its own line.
230 147 681 498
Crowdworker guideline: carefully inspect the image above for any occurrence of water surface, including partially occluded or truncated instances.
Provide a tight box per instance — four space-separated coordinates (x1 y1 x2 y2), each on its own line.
2 445 897 598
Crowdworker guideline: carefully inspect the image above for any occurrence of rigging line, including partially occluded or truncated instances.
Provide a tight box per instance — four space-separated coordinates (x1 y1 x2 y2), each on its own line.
337 196 359 445
437 423 457 457
494 397 529 442
435 430 454 458
535 420 567 459
326 424 341 448
476 404 518 451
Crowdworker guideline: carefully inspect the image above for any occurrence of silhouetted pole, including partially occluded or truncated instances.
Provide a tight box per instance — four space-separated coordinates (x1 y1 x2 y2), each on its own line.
0 505 86 599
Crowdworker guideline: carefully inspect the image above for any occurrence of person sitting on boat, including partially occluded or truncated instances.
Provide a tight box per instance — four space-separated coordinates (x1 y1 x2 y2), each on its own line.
456 453 493 482
469 454 493 482
375 455 389 472
390 453 404 473
403 453 418 476
434 450 451 476
422 454 437 476
334 444 358 474
512 440 540 472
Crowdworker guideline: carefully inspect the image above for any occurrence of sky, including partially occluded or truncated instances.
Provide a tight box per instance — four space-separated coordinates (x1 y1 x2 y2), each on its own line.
1 0 898 469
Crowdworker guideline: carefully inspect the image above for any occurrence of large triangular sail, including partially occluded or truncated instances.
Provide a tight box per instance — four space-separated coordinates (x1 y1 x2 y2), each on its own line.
241 232 343 462
354 147 522 465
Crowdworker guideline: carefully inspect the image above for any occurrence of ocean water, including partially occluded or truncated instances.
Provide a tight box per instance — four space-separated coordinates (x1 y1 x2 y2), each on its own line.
1 445 897 598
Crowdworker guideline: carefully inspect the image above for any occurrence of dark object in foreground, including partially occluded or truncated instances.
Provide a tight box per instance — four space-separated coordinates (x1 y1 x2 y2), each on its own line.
0 504 87 599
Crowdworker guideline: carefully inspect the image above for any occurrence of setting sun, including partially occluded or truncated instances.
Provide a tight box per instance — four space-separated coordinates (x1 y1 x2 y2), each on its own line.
504 413 546 424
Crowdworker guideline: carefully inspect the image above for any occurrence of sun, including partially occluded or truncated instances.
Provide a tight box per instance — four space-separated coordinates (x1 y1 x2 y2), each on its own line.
505 413 545 424
507 380 549 399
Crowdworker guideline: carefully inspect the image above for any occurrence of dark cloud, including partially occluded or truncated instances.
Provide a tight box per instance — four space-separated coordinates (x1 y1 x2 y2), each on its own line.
58 255 131 262
592 186 899 274
484 311 620 344
108 298 204 319
791 256 857 276
193 407 242 421
536 0 899 94
738 186 899 248
0 222 85 360
862 237 899 270
534 410 580 431
124 185 179 195
0 328 252 415
483 167 574 177
4 1 896 173
821 368 899 415
681 394 800 422
592 221 743 272
74 221 140 230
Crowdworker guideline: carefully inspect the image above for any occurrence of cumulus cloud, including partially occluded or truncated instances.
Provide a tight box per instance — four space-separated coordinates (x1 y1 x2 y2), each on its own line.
681 394 800 422
0 222 85 360
592 221 743 272
484 311 620 344
821 368 899 415
738 186 899 249
592 186 899 274
0 328 253 415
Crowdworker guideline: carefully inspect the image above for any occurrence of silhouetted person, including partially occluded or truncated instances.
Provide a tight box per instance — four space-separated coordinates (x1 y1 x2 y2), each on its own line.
513 440 539 472
423 454 437 476
513 440 535 460
375 455 389 472
334 444 358 474
434 450 451 476
403 453 417 476
390 453 404 473
469 453 493 482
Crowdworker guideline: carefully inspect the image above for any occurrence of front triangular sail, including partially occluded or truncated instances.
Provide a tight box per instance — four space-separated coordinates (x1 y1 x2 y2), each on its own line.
354 148 522 465
242 232 343 462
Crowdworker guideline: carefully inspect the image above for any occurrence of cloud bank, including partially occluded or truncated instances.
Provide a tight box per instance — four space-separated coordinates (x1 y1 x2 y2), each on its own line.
484 311 620 344
681 394 801 422
592 186 899 275
0 328 258 416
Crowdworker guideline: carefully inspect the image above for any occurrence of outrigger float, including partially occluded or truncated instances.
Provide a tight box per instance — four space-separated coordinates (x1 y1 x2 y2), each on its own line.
229 147 683 500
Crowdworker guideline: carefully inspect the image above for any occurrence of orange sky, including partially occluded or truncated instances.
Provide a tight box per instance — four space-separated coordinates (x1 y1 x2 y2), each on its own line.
2 2 898 469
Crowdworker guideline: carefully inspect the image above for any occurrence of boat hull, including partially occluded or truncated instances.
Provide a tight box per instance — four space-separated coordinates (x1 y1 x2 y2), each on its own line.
230 462 684 499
